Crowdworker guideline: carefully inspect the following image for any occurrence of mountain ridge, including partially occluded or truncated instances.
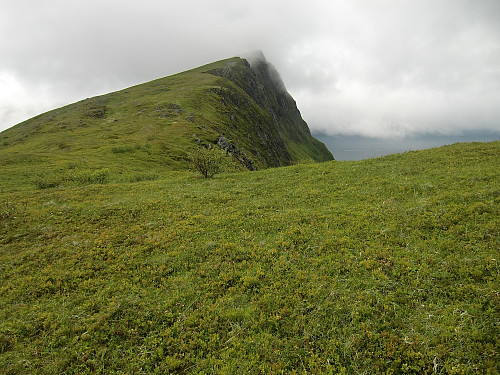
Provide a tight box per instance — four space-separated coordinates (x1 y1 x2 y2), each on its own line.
0 56 333 191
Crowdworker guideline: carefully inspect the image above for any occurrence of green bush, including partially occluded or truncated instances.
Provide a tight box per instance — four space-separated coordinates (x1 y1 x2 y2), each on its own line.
33 168 110 189
189 147 226 178
33 173 63 189
111 145 140 154
74 168 110 185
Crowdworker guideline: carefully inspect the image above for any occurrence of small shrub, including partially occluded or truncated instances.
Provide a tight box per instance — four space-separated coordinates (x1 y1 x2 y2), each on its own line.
90 168 110 184
33 174 62 189
66 162 80 170
189 147 225 178
0 201 23 221
33 168 111 188
73 168 110 185
112 145 137 154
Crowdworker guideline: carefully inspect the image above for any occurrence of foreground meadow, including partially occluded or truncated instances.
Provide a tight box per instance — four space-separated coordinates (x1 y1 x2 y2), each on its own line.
1 142 498 374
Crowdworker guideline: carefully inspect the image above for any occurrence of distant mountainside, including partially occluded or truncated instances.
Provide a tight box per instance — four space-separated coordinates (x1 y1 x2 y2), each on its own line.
0 55 333 191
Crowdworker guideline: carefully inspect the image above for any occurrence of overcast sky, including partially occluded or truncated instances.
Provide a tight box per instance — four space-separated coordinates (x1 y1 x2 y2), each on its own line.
1 0 499 138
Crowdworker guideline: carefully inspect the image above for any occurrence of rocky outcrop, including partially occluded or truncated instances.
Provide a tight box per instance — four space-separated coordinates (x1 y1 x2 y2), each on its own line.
216 136 255 170
204 53 333 167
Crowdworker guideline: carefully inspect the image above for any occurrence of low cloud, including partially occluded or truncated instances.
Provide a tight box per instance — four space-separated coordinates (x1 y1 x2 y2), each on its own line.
294 80 500 138
244 51 288 93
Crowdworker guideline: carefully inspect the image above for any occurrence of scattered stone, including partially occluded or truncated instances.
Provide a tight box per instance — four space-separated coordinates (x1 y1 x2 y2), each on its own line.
84 106 106 118
217 136 230 150
216 135 255 170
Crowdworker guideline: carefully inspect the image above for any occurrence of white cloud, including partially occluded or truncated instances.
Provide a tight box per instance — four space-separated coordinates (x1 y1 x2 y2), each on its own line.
0 72 56 129
1 0 499 137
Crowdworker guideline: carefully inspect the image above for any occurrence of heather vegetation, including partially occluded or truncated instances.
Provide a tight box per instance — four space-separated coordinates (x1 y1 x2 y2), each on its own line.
0 141 498 374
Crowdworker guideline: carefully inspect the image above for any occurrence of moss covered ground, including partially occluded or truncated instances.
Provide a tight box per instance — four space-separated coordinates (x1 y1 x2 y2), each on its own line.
0 141 498 374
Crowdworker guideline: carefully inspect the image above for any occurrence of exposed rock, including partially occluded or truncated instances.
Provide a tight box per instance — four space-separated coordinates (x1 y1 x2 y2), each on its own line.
216 135 255 170
85 106 106 118
238 154 255 171
153 103 183 118
192 134 202 144
216 136 229 150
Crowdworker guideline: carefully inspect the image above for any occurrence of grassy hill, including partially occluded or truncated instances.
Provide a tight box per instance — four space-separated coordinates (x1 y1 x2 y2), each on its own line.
0 56 332 193
1 141 498 374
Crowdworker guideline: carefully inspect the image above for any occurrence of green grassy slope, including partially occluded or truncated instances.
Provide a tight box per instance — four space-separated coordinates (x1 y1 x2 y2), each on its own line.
1 141 498 374
0 57 333 193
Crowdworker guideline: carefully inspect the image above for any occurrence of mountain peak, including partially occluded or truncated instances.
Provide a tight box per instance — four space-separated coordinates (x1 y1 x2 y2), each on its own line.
0 55 333 191
244 51 287 94
203 56 332 166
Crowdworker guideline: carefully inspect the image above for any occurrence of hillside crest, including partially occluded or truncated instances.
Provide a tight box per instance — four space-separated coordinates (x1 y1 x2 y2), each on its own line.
0 54 333 191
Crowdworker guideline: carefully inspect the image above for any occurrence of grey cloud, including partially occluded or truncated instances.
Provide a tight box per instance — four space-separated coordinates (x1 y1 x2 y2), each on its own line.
1 0 499 138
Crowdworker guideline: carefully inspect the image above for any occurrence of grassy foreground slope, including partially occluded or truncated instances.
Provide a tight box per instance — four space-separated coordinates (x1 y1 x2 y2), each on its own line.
1 141 499 374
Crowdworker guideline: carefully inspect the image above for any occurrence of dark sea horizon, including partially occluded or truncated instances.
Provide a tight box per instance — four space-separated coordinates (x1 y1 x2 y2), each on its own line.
314 131 500 161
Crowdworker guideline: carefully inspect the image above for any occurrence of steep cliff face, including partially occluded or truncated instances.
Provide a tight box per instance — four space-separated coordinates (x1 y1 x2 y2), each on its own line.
205 55 333 166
